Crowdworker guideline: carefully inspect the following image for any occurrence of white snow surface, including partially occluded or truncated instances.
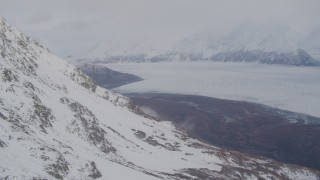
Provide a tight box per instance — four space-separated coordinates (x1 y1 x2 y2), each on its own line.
302 28 320 60
1 16 320 179
81 20 320 65
108 62 320 118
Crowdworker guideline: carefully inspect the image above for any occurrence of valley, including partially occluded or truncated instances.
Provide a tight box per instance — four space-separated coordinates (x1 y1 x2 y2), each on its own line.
128 93 320 170
80 63 320 171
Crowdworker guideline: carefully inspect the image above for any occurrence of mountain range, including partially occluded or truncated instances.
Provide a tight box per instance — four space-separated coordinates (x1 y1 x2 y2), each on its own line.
79 21 320 66
1 16 320 179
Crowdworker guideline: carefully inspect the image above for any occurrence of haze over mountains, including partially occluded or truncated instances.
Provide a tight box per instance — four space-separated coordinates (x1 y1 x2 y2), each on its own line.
80 21 320 65
3 16 320 179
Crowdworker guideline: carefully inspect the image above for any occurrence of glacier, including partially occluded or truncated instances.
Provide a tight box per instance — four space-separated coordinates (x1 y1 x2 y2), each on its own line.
108 62 320 118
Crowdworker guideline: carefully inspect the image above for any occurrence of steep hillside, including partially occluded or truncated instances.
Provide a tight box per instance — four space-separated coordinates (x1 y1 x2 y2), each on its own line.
1 17 319 179
129 93 320 170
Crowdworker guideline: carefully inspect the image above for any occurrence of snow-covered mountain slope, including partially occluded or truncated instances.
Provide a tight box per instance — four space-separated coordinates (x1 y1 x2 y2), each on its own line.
165 21 317 65
166 22 300 60
1 17 320 179
301 28 320 60
80 21 319 66
224 21 302 52
80 38 173 64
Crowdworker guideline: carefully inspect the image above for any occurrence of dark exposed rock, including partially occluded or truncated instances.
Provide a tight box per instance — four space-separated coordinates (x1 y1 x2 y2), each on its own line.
133 130 146 139
32 102 55 133
2 69 18 82
31 178 45 180
0 139 7 147
23 81 37 92
78 161 103 179
67 68 97 92
45 154 69 179
131 129 180 151
145 136 160 146
28 145 70 179
59 97 70 104
124 100 159 121
7 110 34 135
62 98 116 154
146 136 180 151
0 18 41 79
0 111 6 120
88 161 102 179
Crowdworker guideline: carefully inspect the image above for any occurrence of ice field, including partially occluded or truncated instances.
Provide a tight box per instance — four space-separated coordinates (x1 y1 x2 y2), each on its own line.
107 62 320 118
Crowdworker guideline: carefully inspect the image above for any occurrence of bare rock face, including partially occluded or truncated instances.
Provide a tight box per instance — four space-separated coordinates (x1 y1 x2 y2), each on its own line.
61 97 116 154
65 67 97 92
88 161 102 179
38 146 69 179
0 139 7 148
2 69 18 82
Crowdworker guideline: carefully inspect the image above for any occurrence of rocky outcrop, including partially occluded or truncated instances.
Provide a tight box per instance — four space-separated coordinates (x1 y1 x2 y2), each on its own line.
61 97 116 154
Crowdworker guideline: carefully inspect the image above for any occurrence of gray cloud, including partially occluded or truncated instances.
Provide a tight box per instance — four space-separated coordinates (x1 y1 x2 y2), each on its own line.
1 0 319 57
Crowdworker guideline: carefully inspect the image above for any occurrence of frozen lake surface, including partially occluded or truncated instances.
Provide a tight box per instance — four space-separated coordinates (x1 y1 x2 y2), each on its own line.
106 62 320 118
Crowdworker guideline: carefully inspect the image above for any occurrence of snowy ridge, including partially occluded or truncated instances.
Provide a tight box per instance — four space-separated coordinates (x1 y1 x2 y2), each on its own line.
81 21 320 66
301 28 320 60
167 21 317 65
1 17 320 179
81 38 172 64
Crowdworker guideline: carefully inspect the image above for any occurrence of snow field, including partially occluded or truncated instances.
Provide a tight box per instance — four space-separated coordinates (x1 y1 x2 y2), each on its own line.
107 62 320 118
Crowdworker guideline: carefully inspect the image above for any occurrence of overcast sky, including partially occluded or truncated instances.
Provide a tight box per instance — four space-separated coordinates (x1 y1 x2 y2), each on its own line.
1 0 319 57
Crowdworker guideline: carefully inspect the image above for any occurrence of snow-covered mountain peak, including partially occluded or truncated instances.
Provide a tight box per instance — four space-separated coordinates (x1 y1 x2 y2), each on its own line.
226 20 301 52
1 17 320 179
84 37 174 63
308 27 320 37
78 19 319 65
232 20 272 35
301 27 320 60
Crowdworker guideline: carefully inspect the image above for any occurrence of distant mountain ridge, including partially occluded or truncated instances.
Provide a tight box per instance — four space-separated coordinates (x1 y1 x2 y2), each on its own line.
80 21 320 66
